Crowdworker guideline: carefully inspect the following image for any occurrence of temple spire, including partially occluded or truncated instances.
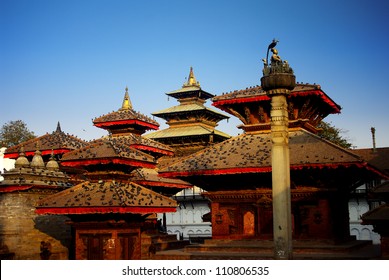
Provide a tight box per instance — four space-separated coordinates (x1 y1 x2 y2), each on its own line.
120 87 133 110
183 67 200 88
56 121 62 133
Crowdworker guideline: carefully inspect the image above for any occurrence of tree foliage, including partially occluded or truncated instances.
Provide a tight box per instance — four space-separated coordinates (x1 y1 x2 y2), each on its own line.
317 121 352 149
0 120 36 147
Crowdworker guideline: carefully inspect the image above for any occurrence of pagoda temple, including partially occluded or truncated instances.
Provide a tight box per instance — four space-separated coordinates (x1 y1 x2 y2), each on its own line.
35 88 190 259
146 67 230 156
157 81 389 258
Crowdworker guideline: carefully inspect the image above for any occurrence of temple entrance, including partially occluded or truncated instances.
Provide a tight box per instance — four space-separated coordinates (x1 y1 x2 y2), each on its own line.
76 228 140 260
243 210 255 236
79 233 111 260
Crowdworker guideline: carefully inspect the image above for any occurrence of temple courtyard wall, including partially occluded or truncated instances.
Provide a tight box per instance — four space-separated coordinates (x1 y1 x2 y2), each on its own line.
0 191 71 259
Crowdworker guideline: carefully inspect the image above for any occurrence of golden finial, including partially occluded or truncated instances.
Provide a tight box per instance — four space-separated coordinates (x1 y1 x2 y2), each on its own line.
120 87 133 110
35 141 41 153
183 67 200 88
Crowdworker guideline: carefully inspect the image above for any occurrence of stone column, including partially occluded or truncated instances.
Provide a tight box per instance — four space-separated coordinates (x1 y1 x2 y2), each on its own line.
269 90 293 259
261 43 295 259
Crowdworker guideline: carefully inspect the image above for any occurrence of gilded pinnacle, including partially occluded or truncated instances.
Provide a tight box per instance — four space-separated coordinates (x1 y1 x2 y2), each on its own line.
183 67 200 88
120 87 133 110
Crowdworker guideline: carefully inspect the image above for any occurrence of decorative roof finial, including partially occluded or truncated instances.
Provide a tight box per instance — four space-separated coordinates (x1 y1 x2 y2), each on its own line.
31 141 44 168
183 67 200 88
46 149 59 170
371 127 376 152
120 86 133 110
15 145 30 168
56 121 62 133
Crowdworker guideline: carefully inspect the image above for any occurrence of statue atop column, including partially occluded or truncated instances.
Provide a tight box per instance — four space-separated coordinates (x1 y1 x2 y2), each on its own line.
262 39 294 77
261 40 295 92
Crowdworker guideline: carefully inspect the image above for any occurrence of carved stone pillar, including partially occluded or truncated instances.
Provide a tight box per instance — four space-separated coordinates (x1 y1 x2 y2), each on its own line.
261 41 295 259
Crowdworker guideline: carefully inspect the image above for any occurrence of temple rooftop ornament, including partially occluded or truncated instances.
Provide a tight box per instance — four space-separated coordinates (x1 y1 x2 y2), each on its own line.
93 87 159 136
183 67 200 88
56 121 62 133
120 86 133 110
261 41 295 90
46 150 60 171
166 67 214 100
30 142 45 169
0 145 70 193
14 146 30 168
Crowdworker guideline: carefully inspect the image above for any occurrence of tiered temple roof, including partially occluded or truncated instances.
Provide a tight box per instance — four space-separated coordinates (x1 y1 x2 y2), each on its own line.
36 87 185 216
4 122 87 159
157 76 388 243
146 67 230 156
158 79 388 191
36 180 177 215
159 129 388 191
60 137 157 171
212 83 341 133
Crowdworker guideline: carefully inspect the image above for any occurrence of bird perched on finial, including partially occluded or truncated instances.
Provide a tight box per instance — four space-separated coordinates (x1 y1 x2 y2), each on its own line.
266 39 279 65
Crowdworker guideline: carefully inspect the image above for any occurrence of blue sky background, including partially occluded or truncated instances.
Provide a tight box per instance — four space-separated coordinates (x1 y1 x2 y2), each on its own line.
1 0 388 148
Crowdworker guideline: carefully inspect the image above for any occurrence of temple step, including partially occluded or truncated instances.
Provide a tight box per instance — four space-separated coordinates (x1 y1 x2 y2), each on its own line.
155 240 190 251
184 240 274 253
142 232 189 259
154 240 380 260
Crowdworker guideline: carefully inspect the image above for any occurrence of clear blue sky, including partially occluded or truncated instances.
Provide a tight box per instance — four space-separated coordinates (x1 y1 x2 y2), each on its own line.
1 0 388 148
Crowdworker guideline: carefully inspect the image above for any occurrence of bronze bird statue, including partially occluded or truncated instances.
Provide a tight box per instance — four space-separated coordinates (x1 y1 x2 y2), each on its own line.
266 39 279 65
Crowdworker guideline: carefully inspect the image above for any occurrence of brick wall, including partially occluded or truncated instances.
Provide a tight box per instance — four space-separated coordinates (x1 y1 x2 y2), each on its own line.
0 191 71 259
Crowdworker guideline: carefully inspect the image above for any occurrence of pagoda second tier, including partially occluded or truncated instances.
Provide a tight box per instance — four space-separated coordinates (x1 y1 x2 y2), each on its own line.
212 83 341 134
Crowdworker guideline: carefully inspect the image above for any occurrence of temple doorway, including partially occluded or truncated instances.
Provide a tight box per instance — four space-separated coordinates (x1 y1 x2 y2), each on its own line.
243 210 255 236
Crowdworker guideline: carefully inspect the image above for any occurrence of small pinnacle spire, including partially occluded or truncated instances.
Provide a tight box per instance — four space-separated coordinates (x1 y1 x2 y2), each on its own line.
31 141 44 168
120 87 133 110
35 141 40 152
46 149 59 170
15 145 29 168
183 67 200 88
371 127 376 152
56 121 62 133
19 145 25 156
